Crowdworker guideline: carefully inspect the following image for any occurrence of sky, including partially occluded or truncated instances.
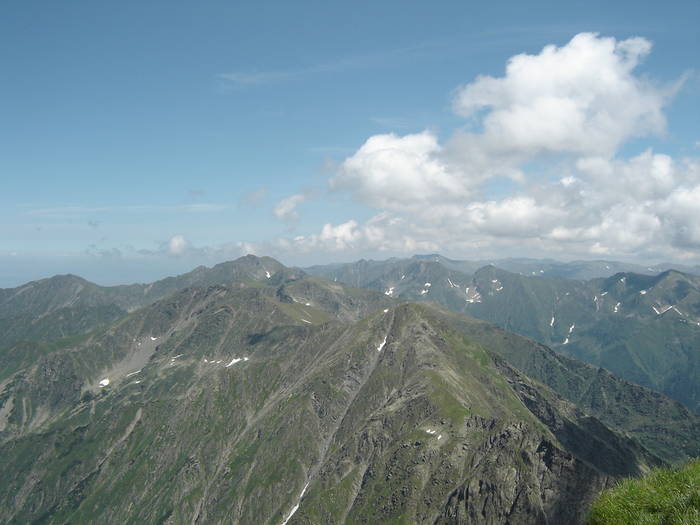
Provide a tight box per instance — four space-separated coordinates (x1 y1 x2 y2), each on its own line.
1 0 699 286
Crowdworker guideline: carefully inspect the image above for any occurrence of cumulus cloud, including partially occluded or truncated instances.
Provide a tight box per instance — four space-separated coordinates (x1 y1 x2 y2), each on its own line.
168 235 189 256
284 32 696 263
274 193 309 220
331 132 469 212
453 32 668 157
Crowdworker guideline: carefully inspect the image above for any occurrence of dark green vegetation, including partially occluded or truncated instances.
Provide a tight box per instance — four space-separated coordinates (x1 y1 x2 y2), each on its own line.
1 255 698 524
587 459 700 525
307 256 700 412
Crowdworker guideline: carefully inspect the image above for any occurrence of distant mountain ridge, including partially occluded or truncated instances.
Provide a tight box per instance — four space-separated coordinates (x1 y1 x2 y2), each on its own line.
306 253 700 282
0 255 303 350
305 256 700 413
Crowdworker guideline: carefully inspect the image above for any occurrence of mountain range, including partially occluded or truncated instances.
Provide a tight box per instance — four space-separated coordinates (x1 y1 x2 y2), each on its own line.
306 255 700 413
1 255 699 523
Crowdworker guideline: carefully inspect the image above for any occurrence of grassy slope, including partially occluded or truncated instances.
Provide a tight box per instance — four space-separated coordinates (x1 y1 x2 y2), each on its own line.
587 459 700 525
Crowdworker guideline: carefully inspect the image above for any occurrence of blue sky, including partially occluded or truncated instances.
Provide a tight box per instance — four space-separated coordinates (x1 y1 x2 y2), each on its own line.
1 0 698 286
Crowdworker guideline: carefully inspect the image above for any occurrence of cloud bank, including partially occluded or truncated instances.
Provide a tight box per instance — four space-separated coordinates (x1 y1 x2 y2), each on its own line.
283 32 697 262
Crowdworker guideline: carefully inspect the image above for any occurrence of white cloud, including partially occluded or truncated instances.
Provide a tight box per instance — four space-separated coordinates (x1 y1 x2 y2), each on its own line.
331 131 469 212
279 32 696 263
274 193 308 220
453 32 669 157
168 235 189 256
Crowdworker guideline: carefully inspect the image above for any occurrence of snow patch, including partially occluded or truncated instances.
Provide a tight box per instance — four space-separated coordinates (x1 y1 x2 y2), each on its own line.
437 435 442 440
640 290 647 295
550 316 555 327
653 304 673 316
225 357 243 367
424 282 431 287
150 336 158 341
126 370 141 377
465 287 482 303
301 319 312 324
383 309 389 313
563 338 569 345
568 324 575 334
384 287 395 296
281 482 310 525
377 336 387 352
265 270 271 279
601 291 608 296
98 378 110 387
614 302 621 313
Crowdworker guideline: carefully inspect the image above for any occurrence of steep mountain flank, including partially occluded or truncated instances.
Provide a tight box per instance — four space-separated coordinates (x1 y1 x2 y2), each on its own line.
0 284 657 524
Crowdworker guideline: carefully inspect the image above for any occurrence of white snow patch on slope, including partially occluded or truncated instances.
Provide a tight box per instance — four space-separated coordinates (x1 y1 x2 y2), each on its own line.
614 302 621 313
653 304 673 316
550 316 555 327
281 482 310 525
301 319 312 324
150 336 158 341
265 270 271 279
465 287 482 303
563 338 569 345
126 370 141 377
98 378 110 387
225 358 242 367
568 324 575 334
640 290 647 295
377 336 387 352
384 287 394 296
383 309 389 313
